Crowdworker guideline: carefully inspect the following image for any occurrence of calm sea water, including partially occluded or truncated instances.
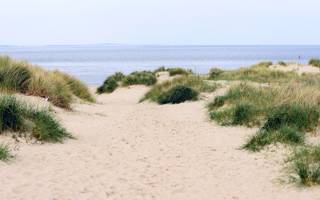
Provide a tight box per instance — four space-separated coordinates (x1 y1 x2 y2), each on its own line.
0 45 319 85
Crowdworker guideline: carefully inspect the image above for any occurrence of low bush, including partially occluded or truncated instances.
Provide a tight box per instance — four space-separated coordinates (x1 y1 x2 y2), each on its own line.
122 71 157 86
158 85 198 104
97 77 119 94
142 75 216 103
209 68 224 79
0 143 11 161
0 95 25 132
309 58 320 67
278 61 287 66
168 68 191 76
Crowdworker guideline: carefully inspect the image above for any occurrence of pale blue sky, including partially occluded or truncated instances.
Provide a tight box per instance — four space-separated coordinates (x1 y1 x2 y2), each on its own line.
1 0 319 45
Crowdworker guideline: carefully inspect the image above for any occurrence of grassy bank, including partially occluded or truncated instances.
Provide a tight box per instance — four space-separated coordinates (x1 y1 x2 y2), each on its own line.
0 56 95 109
0 95 72 143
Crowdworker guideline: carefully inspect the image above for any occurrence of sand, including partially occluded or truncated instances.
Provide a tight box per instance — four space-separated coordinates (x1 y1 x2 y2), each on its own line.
0 84 320 199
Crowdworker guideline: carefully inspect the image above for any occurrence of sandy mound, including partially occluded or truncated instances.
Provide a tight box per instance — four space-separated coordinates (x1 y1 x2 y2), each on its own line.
270 63 320 74
0 85 319 200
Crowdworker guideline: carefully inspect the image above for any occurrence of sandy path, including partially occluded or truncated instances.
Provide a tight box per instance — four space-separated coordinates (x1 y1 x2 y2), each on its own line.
0 85 319 200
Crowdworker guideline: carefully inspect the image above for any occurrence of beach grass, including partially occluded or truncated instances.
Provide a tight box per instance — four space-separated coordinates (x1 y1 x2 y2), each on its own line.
0 95 72 143
208 61 299 83
288 145 320 186
0 55 94 109
142 75 216 104
122 71 157 86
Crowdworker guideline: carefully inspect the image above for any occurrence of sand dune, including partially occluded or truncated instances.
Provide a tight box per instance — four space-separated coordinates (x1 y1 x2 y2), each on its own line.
0 85 319 200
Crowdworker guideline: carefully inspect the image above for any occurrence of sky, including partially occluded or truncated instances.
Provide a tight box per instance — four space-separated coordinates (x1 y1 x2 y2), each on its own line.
0 0 320 45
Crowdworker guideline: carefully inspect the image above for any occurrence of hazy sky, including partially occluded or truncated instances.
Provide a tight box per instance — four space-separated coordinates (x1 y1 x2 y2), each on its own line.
1 0 319 45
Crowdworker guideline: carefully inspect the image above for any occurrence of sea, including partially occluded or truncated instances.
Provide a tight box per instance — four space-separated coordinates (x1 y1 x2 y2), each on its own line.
0 45 319 85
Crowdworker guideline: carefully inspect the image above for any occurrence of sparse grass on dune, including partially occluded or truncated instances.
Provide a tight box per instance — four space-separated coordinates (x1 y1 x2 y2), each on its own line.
209 81 320 151
142 75 216 104
288 145 320 186
0 143 11 161
0 55 94 109
208 61 299 83
97 71 156 94
167 68 192 76
0 95 72 143
122 71 157 86
53 71 95 103
309 58 320 67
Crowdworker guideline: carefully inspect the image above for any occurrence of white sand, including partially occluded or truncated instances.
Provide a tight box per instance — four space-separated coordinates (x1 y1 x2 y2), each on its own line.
0 85 320 200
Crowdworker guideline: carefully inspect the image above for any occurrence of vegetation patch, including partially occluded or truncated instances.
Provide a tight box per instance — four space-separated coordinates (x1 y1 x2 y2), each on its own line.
309 58 320 67
288 145 320 186
158 85 198 104
208 61 299 83
0 143 11 161
0 56 94 109
142 75 216 103
122 71 157 86
167 68 192 76
0 95 72 143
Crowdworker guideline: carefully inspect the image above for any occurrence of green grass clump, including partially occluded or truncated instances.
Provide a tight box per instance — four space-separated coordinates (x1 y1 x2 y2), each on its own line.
309 58 320 67
244 126 304 152
122 71 157 86
97 77 119 94
154 66 167 73
31 111 72 142
278 61 287 66
262 104 319 132
142 75 216 103
0 95 25 132
97 72 125 94
208 61 299 83
0 95 72 143
288 145 320 186
0 55 93 109
209 83 275 126
168 68 191 76
158 85 199 104
209 68 224 79
0 144 11 161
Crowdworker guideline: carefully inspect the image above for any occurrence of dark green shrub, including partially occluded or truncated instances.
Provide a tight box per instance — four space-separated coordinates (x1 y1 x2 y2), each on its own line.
112 72 125 81
209 68 224 79
122 71 156 86
0 96 24 132
97 77 119 94
31 111 72 143
278 61 287 66
158 85 199 104
309 58 320 67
